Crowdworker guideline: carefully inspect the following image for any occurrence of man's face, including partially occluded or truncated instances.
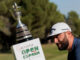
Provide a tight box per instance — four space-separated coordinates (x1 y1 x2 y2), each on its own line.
53 32 69 50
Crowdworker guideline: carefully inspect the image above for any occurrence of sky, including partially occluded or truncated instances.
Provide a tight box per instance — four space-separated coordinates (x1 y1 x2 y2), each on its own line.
50 0 80 16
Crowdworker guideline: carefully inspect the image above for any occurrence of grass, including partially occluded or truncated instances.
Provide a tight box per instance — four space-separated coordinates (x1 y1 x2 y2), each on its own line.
0 53 14 60
42 44 68 60
0 44 68 60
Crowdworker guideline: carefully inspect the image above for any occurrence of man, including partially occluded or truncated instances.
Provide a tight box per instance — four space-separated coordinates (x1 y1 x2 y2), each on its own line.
48 22 80 60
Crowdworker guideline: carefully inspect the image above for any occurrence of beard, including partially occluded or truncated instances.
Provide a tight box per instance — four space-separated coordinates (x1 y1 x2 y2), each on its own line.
56 34 69 50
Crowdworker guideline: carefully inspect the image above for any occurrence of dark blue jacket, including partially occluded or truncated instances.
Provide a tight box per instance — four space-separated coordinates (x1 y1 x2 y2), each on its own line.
68 38 80 60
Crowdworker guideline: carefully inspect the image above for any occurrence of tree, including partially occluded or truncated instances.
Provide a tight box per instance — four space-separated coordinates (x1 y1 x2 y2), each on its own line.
20 0 65 39
67 11 80 37
0 0 16 51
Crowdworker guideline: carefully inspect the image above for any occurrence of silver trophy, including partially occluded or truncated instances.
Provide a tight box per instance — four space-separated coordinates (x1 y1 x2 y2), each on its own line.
13 3 33 43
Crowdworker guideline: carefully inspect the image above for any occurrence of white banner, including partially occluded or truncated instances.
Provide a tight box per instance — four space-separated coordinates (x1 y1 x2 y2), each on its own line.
12 38 46 60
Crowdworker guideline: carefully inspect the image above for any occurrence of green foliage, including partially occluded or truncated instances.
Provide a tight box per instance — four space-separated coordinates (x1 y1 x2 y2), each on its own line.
67 11 80 36
0 0 14 35
0 16 11 35
20 0 64 38
0 0 16 50
0 1 8 14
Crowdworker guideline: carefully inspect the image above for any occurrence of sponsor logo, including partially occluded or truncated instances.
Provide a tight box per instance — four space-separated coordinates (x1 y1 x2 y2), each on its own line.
21 46 40 59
